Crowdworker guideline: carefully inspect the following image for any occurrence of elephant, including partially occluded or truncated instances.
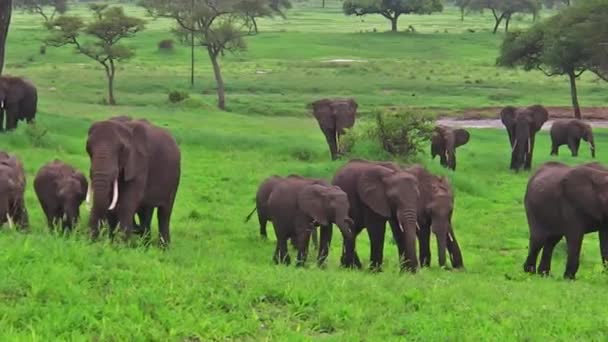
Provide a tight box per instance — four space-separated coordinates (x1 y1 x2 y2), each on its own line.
430 125 470 171
245 174 320 248
550 119 595 158
266 177 354 266
0 76 38 131
0 151 28 230
34 160 88 232
404 165 464 269
500 105 549 171
310 98 357 160
86 116 181 246
524 161 608 279
332 159 419 272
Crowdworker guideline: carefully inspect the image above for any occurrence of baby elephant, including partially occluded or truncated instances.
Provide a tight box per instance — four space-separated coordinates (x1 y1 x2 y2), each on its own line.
267 177 354 266
550 119 595 158
0 151 28 230
431 125 470 171
34 160 88 232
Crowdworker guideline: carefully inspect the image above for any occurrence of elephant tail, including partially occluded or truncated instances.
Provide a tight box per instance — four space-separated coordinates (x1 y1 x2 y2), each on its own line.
244 207 257 223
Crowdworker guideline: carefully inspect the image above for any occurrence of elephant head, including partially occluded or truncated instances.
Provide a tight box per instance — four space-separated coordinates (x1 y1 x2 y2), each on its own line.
562 164 608 222
425 177 455 267
500 105 548 171
86 119 148 223
297 184 354 240
571 120 595 158
56 176 87 229
310 98 357 160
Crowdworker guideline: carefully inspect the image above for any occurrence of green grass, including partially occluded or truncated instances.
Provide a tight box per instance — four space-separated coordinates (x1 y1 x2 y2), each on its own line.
1 2 608 340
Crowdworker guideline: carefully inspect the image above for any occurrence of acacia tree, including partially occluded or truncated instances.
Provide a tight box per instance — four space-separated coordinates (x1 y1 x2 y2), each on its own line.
141 0 265 110
46 5 145 105
343 0 443 32
0 0 11 75
239 0 291 33
468 0 540 33
498 0 608 118
14 0 67 23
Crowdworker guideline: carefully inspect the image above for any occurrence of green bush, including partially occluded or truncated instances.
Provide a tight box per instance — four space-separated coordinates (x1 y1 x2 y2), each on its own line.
158 39 174 51
168 90 189 103
24 123 49 148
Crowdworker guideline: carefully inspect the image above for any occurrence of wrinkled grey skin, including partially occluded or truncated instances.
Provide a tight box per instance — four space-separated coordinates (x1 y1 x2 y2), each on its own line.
0 76 37 131
310 98 357 160
430 125 470 171
0 151 28 230
266 177 354 267
550 119 595 158
524 161 608 279
404 165 464 269
245 174 322 248
34 160 88 232
500 105 549 171
332 159 419 272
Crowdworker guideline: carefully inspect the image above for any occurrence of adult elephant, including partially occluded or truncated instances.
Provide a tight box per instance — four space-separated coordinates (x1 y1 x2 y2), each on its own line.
86 116 181 246
524 162 608 279
430 125 470 171
500 105 549 171
0 76 37 131
405 165 464 269
310 98 357 160
550 119 595 158
332 159 419 272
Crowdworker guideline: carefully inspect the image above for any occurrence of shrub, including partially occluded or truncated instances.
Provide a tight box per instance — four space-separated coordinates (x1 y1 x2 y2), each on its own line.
39 45 46 55
168 90 189 103
25 123 49 148
158 39 174 51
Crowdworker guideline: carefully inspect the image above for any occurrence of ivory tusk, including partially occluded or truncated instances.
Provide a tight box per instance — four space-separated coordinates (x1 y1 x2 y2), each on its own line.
527 137 531 154
85 184 92 205
512 139 518 153
108 179 119 210
6 214 13 229
448 232 454 242
398 222 405 233
416 222 421 231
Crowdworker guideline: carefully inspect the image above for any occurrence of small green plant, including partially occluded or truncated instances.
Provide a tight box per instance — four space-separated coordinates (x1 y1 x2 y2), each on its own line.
168 90 189 103
24 123 49 148
372 110 434 158
158 39 174 51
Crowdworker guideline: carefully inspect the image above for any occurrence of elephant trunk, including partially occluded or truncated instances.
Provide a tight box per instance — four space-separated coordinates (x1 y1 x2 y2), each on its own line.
0 197 11 228
89 153 119 223
588 134 596 158
432 222 449 268
397 207 419 271
334 218 353 241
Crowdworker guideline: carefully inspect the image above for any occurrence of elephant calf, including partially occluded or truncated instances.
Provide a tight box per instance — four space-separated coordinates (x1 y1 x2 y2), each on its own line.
34 160 88 232
0 151 28 230
431 125 470 171
524 161 608 279
550 119 595 158
266 176 354 266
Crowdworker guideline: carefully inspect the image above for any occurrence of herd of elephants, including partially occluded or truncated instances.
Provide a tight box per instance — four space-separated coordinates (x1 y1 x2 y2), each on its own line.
0 75 604 280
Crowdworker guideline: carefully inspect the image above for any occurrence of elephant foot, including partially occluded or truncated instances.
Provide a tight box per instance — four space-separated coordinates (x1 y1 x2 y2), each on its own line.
563 272 576 281
538 269 550 277
340 255 362 269
523 263 536 274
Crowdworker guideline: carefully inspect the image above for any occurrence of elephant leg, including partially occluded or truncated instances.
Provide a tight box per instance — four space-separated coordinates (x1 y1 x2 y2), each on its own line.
340 227 361 269
157 205 172 247
107 212 119 239
439 150 448 168
388 218 406 267
295 229 311 267
12 198 29 232
524 136 535 170
538 236 562 276
273 235 290 265
317 224 332 267
573 139 580 157
5 105 18 131
523 235 543 273
450 153 457 171
138 206 154 246
446 227 464 269
417 225 432 268
366 217 387 272
550 141 558 156
564 233 584 280
258 213 268 239
0 108 4 131
323 127 339 161
599 229 608 269
310 227 319 250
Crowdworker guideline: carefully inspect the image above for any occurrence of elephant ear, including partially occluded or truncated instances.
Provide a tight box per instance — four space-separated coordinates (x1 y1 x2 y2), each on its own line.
121 122 148 182
562 166 608 221
297 184 329 226
454 129 470 148
500 106 517 129
335 100 356 134
357 168 391 217
74 171 89 202
526 105 549 132
310 99 335 130
430 131 444 159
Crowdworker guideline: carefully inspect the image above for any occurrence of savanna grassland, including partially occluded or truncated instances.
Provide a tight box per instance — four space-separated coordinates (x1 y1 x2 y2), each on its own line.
1 1 608 340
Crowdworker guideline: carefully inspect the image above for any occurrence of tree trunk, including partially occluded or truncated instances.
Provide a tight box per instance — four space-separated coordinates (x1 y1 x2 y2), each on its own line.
390 15 398 32
0 0 12 75
460 7 464 21
568 70 582 119
322 0 325 8
190 30 194 87
251 16 258 34
491 10 504 34
208 48 225 110
504 14 511 33
105 60 117 105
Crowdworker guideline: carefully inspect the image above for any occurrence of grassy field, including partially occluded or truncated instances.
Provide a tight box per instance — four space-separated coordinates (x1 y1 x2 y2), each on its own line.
1 1 608 340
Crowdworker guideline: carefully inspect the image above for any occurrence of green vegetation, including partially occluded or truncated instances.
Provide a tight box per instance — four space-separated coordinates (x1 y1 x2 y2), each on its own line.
0 2 607 339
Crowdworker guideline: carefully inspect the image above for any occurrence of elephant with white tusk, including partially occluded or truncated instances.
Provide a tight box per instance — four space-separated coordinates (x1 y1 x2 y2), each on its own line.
0 151 28 231
310 98 357 161
430 125 470 171
550 119 595 158
500 105 549 171
0 76 37 131
86 116 181 246
34 160 88 232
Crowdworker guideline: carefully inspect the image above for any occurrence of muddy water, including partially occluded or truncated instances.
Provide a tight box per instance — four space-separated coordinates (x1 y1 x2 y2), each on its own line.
436 119 608 130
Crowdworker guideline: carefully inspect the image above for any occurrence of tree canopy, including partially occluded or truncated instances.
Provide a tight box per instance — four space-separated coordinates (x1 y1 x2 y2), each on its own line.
46 5 145 105
14 0 67 23
497 0 608 118
343 0 443 32
468 0 540 33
